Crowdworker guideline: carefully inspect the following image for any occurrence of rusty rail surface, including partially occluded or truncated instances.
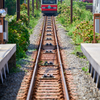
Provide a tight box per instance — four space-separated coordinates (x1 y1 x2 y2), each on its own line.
53 17 69 100
26 16 70 100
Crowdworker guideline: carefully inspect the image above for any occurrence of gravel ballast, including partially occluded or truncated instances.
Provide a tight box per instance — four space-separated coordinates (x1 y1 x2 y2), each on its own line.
56 22 100 100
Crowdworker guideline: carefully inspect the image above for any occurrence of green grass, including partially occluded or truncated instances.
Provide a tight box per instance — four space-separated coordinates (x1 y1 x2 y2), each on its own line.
16 64 22 68
16 59 27 65
72 45 86 58
39 34 42 36
10 67 22 73
74 35 83 45
57 1 93 58
82 66 88 73
29 10 41 34
72 45 81 54
11 48 36 73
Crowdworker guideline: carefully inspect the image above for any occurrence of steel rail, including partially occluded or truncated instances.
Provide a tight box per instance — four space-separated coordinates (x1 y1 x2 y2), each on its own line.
26 16 46 100
52 16 70 100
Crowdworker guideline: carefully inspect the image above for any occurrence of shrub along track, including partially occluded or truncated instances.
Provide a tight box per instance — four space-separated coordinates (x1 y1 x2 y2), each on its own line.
17 16 72 100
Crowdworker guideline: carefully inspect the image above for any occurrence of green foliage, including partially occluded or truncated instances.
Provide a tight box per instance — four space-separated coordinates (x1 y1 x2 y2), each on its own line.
20 13 29 26
57 1 94 44
5 0 24 15
73 21 100 44
10 67 22 73
57 1 100 57
16 64 22 68
8 16 30 59
57 1 93 29
73 1 92 9
72 45 86 58
6 0 41 60
82 67 88 73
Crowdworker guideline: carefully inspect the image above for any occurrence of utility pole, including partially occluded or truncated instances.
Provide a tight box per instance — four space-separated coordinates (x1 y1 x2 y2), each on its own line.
36 0 38 9
61 0 62 4
38 0 41 9
32 0 34 16
17 0 20 21
0 0 4 9
71 0 73 23
24 0 26 4
27 0 29 16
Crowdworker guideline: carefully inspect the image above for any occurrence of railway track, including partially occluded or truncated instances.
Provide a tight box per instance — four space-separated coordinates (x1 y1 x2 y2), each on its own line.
26 16 69 100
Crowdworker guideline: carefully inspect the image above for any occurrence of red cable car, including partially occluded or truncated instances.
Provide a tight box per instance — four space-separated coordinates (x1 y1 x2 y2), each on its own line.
41 0 57 14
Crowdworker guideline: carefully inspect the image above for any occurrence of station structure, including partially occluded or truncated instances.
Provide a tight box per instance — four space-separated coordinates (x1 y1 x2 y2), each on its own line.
81 0 100 89
0 0 16 83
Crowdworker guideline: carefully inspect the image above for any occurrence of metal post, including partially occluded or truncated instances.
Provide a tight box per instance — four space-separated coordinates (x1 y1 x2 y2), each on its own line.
71 0 73 23
94 71 97 83
32 0 34 16
0 0 4 9
0 18 3 43
36 0 38 9
38 0 41 9
93 14 100 43
27 0 30 23
17 0 20 21
27 0 29 16
61 0 62 4
89 63 91 73
93 14 96 43
96 75 100 88
99 16 100 34
0 0 4 44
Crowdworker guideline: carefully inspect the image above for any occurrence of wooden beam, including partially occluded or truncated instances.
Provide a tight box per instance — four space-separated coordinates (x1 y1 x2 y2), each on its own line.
27 0 29 16
32 0 34 16
17 0 20 21
0 0 4 9
36 0 38 9
71 0 73 24
61 0 62 4
0 18 3 43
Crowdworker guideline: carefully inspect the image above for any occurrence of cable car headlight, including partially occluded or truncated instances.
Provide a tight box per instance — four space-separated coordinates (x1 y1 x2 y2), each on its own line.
42 7 45 9
48 5 51 9
53 7 56 9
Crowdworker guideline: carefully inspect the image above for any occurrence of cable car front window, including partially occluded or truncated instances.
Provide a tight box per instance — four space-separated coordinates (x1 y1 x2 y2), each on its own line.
42 0 57 4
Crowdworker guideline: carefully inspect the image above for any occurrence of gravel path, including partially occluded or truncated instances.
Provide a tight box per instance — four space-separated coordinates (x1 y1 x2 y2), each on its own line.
0 16 43 100
56 22 100 100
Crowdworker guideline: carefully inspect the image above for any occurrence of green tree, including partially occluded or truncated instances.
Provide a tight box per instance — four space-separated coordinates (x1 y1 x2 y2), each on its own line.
5 0 24 15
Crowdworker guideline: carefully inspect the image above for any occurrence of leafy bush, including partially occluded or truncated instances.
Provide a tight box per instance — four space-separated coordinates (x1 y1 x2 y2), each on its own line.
57 1 97 44
82 67 88 73
20 13 29 26
20 3 32 11
6 1 41 60
73 21 94 44
5 0 24 15
8 16 30 59
57 2 92 29
57 1 100 56
20 3 28 10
